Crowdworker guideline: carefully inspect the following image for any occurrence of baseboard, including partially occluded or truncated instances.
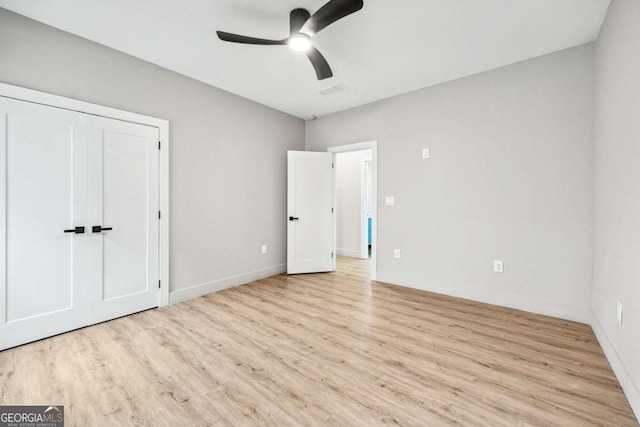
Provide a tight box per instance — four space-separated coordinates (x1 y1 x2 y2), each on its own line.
169 263 286 305
375 273 590 324
336 248 363 258
590 313 640 421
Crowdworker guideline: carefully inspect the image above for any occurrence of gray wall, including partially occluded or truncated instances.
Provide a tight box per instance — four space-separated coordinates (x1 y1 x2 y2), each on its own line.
593 0 640 415
0 9 305 294
307 44 594 322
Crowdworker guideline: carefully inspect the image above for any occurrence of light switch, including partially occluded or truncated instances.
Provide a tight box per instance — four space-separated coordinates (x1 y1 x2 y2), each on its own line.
422 148 430 159
385 196 395 206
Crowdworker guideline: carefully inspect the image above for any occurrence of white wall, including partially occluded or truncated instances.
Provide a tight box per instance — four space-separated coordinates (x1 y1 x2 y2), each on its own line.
0 9 305 299
592 0 640 417
307 44 594 323
336 150 371 258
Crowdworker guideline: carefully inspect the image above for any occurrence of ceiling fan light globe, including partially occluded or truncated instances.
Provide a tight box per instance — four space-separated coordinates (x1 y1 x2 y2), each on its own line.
289 34 312 52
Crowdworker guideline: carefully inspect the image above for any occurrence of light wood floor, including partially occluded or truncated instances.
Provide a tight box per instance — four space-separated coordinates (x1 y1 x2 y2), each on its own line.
0 257 637 426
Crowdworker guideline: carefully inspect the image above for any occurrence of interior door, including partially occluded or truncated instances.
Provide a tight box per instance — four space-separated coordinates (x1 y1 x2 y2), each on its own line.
0 97 89 350
287 151 335 274
87 116 160 324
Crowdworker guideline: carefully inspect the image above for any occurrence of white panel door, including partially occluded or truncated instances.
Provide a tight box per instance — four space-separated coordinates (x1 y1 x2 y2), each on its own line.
87 116 159 324
287 151 335 274
0 97 89 350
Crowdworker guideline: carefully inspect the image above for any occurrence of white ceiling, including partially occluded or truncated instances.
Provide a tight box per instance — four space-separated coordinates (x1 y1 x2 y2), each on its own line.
0 0 610 119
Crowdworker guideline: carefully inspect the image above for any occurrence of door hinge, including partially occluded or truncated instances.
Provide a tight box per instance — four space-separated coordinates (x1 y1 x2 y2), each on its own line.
331 252 334 258
332 163 334 169
158 210 161 220
158 140 161 150
158 280 161 289
331 207 334 213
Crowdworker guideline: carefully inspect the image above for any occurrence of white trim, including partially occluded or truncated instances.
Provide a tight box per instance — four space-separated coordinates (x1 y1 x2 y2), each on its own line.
360 157 371 259
170 264 287 304
0 82 167 128
328 141 378 280
336 248 362 258
0 109 6 325
590 313 640 421
0 82 171 307
332 154 337 271
158 124 170 307
375 273 591 324
360 157 367 259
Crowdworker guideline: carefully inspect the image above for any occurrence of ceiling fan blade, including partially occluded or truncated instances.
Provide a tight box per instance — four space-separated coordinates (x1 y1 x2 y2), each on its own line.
300 0 364 36
305 47 333 80
217 31 286 45
290 9 311 35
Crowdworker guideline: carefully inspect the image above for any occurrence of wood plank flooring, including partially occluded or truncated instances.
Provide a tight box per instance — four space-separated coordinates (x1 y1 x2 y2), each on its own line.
0 257 637 426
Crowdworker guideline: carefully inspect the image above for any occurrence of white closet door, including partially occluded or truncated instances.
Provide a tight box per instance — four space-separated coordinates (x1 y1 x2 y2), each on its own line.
87 116 159 324
0 97 89 350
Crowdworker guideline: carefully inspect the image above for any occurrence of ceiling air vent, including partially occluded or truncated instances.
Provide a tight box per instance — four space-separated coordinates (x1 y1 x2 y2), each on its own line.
318 83 349 97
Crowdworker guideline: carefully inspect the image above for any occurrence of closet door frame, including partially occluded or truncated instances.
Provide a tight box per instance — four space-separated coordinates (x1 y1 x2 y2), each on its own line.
0 82 170 307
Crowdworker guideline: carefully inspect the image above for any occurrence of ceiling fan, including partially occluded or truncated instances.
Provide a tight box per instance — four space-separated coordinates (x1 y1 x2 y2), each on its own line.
216 0 364 80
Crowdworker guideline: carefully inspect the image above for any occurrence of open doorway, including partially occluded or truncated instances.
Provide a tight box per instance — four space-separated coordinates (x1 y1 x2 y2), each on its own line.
335 149 372 259
328 141 377 280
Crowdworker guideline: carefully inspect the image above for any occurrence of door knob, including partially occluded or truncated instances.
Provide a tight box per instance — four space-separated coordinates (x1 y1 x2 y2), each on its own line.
63 226 85 234
92 226 113 233
289 216 299 221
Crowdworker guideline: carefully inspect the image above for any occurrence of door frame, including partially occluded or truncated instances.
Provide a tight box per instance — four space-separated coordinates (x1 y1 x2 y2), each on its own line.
0 82 171 307
328 141 378 280
360 156 372 260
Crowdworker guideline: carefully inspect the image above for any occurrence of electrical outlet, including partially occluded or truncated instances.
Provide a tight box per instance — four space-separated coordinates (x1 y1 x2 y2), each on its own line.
617 302 623 325
422 148 430 159
493 260 504 273
394 249 401 259
261 245 268 255
385 196 395 206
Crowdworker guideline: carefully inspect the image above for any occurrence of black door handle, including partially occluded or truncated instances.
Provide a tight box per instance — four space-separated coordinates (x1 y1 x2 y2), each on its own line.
63 226 85 234
92 226 113 233
289 216 299 221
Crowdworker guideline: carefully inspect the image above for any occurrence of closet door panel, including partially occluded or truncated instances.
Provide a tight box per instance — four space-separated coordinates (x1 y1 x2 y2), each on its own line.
87 116 159 324
103 130 149 299
0 97 88 350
